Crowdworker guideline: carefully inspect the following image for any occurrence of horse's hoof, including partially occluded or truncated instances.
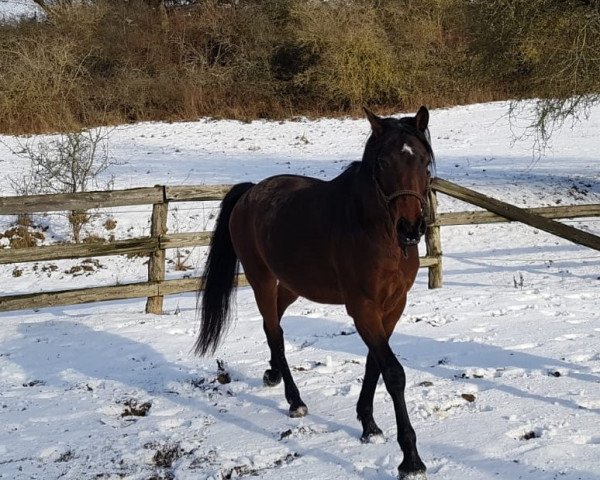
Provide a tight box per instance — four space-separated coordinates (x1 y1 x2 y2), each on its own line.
263 369 282 387
360 431 385 444
398 456 427 478
289 404 308 418
398 470 427 480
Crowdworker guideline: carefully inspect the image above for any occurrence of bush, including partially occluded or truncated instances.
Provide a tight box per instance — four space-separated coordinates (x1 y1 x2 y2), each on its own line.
465 0 600 139
0 0 599 133
7 128 117 242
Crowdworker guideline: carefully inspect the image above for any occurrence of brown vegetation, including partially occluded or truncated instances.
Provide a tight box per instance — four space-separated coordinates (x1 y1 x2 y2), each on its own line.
0 0 599 134
1 225 45 249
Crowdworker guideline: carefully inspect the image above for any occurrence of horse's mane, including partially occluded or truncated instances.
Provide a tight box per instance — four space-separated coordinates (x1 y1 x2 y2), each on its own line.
342 161 362 174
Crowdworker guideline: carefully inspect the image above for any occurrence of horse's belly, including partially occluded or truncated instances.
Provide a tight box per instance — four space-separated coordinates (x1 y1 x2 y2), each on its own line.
278 272 345 305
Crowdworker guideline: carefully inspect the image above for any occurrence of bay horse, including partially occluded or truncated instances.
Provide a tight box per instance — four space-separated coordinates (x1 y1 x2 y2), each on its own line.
195 107 433 479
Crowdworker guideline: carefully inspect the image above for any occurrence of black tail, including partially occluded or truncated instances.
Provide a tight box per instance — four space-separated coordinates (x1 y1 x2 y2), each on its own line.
195 182 254 356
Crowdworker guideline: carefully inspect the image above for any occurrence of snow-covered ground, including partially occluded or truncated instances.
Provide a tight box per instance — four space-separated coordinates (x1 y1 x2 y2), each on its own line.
0 102 599 479
0 0 40 22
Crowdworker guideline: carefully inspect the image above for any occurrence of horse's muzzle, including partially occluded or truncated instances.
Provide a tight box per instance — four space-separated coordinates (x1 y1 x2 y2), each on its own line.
397 216 426 247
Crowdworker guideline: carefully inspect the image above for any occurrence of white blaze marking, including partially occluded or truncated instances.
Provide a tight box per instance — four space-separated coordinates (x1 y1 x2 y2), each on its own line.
402 144 414 156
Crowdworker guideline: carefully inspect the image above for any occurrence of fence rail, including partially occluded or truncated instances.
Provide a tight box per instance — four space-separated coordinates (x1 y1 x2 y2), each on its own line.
0 185 232 215
1 180 599 313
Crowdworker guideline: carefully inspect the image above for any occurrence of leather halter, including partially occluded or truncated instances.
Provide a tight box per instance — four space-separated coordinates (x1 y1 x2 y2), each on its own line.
375 183 431 220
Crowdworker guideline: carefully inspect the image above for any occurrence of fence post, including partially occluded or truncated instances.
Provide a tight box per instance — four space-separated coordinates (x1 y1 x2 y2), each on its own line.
426 189 443 288
145 188 168 314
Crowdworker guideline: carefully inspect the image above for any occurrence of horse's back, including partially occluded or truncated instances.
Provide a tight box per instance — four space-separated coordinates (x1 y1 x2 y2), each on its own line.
229 174 345 302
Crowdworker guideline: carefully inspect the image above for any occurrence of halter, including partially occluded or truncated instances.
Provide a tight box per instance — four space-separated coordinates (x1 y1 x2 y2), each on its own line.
375 182 432 221
380 189 427 206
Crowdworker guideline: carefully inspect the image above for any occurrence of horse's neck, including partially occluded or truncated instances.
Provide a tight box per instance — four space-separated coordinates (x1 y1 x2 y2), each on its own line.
343 168 395 236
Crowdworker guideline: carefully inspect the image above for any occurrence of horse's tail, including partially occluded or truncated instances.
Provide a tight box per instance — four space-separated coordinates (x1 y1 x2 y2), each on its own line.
195 182 254 356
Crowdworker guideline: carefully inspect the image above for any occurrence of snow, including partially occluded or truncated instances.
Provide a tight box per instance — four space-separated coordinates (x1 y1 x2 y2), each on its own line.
0 0 41 22
0 101 599 479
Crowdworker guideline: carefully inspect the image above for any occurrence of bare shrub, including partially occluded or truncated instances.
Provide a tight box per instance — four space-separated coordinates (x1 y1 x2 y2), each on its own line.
7 128 117 243
13 129 115 195
465 0 600 143
8 169 38 229
2 172 44 249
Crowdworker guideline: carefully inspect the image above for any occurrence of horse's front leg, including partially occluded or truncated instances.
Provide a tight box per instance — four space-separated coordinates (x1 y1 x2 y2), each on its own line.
350 299 426 480
357 296 408 444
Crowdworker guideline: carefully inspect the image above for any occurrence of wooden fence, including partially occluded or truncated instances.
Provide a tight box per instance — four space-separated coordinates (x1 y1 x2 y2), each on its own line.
1 179 599 313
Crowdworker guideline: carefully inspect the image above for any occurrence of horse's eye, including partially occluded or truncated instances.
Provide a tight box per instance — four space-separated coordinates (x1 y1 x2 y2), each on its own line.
378 157 390 169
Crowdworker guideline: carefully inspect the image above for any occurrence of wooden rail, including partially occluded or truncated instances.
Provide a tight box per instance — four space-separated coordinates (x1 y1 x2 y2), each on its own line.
431 178 600 252
0 185 232 215
1 180 599 313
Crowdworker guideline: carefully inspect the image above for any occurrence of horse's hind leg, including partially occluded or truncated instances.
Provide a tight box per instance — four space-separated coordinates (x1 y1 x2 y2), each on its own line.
263 283 299 387
253 280 306 417
357 351 384 442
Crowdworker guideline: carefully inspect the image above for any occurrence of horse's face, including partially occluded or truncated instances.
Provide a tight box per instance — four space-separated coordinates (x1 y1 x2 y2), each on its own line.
364 107 433 247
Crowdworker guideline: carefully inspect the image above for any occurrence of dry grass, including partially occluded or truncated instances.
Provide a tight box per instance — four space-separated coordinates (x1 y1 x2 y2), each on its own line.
1 225 45 249
0 0 598 134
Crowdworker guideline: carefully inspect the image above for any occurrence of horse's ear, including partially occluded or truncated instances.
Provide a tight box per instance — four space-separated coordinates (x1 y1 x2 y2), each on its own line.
415 106 429 132
364 107 384 136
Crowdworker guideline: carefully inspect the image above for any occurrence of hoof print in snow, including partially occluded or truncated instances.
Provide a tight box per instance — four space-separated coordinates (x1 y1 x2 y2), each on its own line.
461 393 476 403
146 443 183 468
56 450 75 463
507 426 543 441
22 379 45 387
189 377 206 388
520 430 540 441
120 398 152 417
279 425 326 441
221 453 300 479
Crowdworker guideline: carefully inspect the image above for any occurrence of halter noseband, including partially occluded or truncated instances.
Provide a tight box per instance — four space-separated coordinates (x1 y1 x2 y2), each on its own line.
375 182 431 220
380 189 427 206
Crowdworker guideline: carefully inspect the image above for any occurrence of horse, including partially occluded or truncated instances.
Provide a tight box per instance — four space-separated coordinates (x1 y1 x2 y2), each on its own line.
195 107 434 480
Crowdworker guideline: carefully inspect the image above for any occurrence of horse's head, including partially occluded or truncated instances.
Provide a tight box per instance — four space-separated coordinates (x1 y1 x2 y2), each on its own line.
362 106 434 248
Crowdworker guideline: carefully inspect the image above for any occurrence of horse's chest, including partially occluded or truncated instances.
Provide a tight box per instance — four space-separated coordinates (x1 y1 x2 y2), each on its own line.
380 279 409 310
376 254 418 303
